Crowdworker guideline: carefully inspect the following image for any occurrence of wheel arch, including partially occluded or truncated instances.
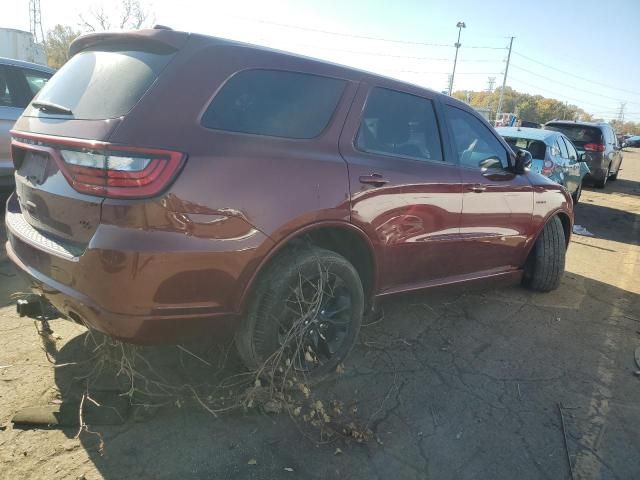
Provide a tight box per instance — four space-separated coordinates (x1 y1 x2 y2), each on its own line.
235 221 378 315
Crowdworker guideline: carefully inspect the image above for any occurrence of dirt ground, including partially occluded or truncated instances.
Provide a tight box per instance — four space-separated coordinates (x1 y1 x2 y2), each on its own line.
1 150 639 480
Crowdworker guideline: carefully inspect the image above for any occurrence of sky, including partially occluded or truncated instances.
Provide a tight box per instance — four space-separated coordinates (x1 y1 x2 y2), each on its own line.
5 0 640 122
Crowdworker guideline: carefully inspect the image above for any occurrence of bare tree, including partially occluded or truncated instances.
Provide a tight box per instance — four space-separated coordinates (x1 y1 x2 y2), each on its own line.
79 0 153 32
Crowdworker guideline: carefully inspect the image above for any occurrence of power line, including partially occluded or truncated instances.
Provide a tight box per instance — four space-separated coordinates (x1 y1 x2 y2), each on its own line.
510 64 639 104
513 52 640 97
508 75 613 110
230 15 507 50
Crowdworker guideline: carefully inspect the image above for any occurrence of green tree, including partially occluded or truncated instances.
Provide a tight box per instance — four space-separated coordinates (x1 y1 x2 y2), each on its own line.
45 24 81 69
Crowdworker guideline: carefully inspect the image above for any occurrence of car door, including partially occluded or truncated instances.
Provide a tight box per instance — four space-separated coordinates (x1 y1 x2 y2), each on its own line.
0 66 51 187
555 134 572 187
0 66 24 185
559 136 586 194
609 126 623 174
339 83 464 292
442 103 534 275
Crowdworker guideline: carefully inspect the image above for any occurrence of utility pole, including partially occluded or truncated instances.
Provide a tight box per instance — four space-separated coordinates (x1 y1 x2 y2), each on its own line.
495 36 514 125
617 102 626 122
448 21 466 96
29 0 45 44
486 76 496 92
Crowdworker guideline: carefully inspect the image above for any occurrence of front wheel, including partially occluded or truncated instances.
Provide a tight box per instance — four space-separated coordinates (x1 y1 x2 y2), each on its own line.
522 216 566 292
235 246 364 382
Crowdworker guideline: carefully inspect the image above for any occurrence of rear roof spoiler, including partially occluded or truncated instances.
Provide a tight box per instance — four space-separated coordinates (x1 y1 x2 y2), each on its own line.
69 28 190 57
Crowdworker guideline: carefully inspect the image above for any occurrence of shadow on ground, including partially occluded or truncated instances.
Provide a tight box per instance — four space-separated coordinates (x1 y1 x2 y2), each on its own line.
34 273 640 480
574 202 639 245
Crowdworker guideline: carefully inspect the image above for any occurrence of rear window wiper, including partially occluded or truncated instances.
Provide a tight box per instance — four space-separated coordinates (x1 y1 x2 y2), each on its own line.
31 101 73 116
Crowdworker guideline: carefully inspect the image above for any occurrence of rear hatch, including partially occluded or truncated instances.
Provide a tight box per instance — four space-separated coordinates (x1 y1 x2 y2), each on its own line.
9 30 186 253
545 123 603 152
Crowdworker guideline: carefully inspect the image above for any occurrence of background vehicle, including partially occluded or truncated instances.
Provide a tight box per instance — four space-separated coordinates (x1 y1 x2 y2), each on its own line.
498 126 589 202
625 135 640 148
544 120 623 188
5 28 573 377
0 57 53 192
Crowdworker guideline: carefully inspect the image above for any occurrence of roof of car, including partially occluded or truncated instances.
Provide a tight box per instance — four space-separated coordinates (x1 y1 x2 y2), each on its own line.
496 126 558 143
0 56 55 73
70 28 472 113
545 120 609 128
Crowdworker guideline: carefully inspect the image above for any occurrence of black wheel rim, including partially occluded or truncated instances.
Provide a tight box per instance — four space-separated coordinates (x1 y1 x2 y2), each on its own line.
278 268 353 373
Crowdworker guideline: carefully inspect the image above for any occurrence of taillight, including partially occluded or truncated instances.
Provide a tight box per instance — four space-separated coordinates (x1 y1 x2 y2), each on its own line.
584 143 605 152
542 159 554 176
11 131 185 199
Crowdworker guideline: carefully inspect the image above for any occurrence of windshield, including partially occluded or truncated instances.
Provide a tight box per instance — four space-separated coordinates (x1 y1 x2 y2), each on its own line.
27 44 175 120
545 124 602 148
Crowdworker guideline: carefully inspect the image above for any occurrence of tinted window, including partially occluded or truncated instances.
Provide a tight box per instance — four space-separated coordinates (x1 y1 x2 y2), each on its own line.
356 87 443 162
446 106 508 170
557 137 569 159
202 70 346 139
563 137 578 161
28 44 175 120
546 123 603 148
0 67 16 107
22 69 51 96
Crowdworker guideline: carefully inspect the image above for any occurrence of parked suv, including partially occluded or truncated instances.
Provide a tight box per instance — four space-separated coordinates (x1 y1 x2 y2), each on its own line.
544 120 623 188
5 28 573 377
0 57 54 192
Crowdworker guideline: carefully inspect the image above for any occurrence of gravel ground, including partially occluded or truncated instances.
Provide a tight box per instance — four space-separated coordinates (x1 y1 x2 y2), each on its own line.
0 150 639 480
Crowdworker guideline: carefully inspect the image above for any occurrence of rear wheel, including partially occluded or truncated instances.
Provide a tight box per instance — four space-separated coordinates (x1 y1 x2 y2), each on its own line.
594 165 610 188
235 246 364 382
523 216 566 292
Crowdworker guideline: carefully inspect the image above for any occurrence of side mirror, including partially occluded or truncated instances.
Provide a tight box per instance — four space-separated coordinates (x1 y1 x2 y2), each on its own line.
514 149 532 174
578 153 587 162
621 142 627 149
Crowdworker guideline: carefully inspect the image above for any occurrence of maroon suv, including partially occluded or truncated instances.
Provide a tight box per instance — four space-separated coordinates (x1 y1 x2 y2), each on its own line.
5 27 573 377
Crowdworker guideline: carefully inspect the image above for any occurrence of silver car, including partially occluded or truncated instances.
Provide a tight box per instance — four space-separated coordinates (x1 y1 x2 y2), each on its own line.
1 57 54 192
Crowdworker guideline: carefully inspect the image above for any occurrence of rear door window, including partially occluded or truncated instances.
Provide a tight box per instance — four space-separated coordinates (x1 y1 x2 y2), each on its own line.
356 87 443 162
557 137 569 159
201 70 346 139
562 137 578 161
0 67 17 107
27 44 176 119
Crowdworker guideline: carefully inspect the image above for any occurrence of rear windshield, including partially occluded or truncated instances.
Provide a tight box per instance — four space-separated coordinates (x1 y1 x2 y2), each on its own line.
545 124 602 148
201 69 346 139
27 44 175 120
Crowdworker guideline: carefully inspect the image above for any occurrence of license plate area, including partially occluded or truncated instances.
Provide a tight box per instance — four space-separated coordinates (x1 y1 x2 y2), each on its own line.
18 151 51 186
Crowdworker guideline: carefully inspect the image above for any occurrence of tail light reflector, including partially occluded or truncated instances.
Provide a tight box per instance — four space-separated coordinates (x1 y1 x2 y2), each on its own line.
542 159 554 176
584 143 605 152
11 131 185 199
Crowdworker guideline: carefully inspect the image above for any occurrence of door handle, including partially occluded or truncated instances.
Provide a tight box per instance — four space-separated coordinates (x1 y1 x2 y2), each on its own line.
468 184 487 193
359 174 389 187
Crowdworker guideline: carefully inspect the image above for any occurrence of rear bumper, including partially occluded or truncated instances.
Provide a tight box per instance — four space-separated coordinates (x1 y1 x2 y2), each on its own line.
6 240 237 343
4 195 272 343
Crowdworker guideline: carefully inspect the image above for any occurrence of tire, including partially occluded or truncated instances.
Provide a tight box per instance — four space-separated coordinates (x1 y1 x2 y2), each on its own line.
235 245 364 382
522 216 566 292
594 165 609 188
571 181 582 203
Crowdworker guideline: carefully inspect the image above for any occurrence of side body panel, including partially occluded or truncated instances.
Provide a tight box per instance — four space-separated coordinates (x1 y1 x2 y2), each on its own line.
338 80 465 292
